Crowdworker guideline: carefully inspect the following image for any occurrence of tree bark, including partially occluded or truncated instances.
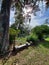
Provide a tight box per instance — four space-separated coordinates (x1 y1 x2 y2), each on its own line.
0 0 11 54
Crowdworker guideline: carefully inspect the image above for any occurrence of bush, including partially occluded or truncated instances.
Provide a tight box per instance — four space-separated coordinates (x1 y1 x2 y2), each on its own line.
9 28 17 44
26 33 38 45
31 25 49 41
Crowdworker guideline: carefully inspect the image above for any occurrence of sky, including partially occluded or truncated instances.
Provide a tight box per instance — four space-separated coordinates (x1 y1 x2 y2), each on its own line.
10 10 15 25
0 0 2 11
10 1 49 28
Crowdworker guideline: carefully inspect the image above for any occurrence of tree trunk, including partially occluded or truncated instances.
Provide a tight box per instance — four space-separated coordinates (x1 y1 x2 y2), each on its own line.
0 0 11 54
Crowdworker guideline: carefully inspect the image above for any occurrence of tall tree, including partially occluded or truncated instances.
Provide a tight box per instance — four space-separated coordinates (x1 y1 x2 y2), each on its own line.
0 0 11 54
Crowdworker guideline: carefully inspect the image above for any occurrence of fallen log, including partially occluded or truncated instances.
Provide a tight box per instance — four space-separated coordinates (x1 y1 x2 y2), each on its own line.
12 42 33 53
11 41 35 56
15 42 30 49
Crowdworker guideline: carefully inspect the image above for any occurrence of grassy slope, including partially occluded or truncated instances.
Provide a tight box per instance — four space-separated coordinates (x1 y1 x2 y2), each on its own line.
0 38 49 65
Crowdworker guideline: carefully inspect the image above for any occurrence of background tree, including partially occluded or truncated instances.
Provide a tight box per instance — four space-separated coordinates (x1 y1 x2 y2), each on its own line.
32 25 49 41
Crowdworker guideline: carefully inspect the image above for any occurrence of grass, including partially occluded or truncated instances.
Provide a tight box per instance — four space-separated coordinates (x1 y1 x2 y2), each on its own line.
15 37 27 45
0 37 49 65
45 37 49 41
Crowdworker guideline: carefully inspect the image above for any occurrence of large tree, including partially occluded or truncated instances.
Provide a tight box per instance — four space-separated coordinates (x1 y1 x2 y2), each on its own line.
0 0 12 54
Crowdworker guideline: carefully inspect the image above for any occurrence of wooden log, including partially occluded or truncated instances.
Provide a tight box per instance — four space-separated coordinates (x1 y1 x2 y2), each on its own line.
15 42 31 50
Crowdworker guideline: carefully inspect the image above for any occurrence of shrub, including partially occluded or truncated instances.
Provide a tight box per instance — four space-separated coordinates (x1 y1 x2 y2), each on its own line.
26 33 38 45
9 28 17 44
31 25 49 41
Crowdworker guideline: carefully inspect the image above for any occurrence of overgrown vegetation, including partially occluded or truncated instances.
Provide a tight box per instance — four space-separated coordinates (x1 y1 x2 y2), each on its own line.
26 33 38 45
9 25 49 46
9 28 16 44
26 25 49 45
9 28 20 44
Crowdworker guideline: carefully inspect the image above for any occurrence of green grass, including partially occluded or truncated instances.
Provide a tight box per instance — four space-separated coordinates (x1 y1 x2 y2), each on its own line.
0 37 49 65
15 37 27 45
45 37 49 41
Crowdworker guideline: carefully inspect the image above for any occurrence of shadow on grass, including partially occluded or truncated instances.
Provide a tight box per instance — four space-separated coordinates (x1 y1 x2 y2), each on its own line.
0 46 29 65
40 40 49 49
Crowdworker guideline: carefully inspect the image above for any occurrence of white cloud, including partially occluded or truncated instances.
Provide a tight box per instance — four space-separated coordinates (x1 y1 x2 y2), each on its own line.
30 17 41 28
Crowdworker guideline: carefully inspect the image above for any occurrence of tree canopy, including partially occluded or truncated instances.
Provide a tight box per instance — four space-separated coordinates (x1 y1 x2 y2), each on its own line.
31 25 49 40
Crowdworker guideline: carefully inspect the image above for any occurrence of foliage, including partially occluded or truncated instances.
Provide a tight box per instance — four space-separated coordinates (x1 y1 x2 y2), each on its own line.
26 33 38 45
15 37 27 45
45 37 49 41
10 23 30 37
9 28 16 44
9 28 20 44
31 25 49 41
10 23 16 30
9 28 17 35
